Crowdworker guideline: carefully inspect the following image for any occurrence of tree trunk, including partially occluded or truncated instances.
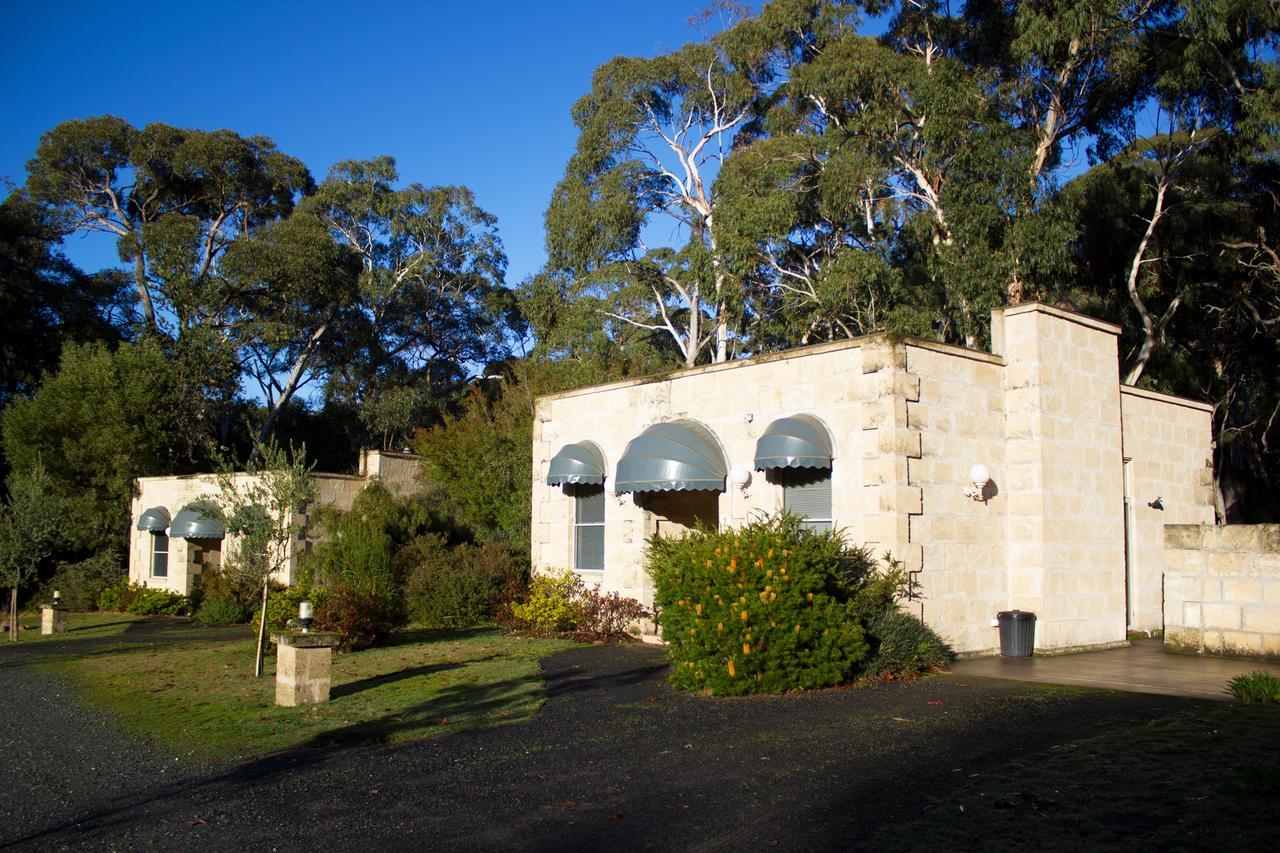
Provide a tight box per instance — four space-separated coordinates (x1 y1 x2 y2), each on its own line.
254 578 270 677
10 587 17 642
254 322 330 453
133 246 157 330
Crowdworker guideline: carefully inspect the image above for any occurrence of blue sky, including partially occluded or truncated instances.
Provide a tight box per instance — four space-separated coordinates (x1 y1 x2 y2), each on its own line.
1 0 741 287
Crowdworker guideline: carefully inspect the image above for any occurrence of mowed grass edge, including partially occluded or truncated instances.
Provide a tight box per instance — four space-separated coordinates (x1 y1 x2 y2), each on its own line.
39 624 576 760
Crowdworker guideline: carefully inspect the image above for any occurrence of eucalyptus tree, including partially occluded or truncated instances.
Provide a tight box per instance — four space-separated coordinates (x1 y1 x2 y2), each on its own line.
545 1 859 366
305 157 512 447
25 117 313 335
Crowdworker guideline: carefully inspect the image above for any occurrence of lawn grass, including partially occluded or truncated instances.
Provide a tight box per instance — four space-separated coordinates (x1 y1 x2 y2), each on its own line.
41 625 576 759
8 611 146 642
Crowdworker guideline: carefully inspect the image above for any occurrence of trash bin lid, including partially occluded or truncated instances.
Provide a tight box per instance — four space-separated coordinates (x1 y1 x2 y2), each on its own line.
997 610 1036 621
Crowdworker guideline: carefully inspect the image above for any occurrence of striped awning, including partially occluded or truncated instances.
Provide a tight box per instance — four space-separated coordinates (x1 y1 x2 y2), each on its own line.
135 506 171 533
169 505 225 540
546 441 607 486
754 414 833 470
615 420 727 494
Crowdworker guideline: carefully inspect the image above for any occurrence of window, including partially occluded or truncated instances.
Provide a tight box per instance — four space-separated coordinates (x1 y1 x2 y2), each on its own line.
572 485 605 571
151 532 169 578
781 468 833 532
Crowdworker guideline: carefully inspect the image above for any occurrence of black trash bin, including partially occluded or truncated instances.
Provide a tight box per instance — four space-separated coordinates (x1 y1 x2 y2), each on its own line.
997 610 1036 657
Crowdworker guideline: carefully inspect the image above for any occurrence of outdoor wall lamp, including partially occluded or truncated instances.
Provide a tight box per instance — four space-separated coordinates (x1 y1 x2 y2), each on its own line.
963 464 992 502
298 601 314 633
1148 497 1165 511
728 466 753 497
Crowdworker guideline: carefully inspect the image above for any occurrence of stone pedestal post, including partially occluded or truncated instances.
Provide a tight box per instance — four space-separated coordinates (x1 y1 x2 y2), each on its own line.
270 631 340 706
40 606 68 635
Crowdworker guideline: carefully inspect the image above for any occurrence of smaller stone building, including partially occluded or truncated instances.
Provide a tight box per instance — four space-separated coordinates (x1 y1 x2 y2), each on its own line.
129 450 420 596
531 303 1216 656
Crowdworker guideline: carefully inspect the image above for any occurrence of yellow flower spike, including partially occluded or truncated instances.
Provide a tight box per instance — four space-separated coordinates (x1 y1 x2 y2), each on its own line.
695 603 702 616
770 592 777 602
767 548 774 558
740 609 749 622
743 643 751 656
728 659 736 678
705 559 712 568
729 558 737 571
794 624 801 633
766 570 773 578
717 622 724 633
806 592 814 602
758 591 767 604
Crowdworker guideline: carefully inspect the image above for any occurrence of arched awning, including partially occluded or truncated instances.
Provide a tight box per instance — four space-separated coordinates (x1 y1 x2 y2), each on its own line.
615 420 727 494
546 441 607 486
135 506 171 532
754 414 834 470
169 505 225 540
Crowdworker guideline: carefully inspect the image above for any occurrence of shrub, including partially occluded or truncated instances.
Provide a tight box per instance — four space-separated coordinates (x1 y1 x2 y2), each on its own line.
575 584 651 641
39 551 124 610
98 577 138 612
313 583 403 651
509 569 584 634
263 584 330 634
646 514 869 696
126 586 187 616
1227 671 1280 704
195 598 249 625
399 535 527 628
861 608 953 679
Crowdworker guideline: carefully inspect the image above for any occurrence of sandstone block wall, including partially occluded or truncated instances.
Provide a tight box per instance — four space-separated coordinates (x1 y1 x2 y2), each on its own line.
1120 389 1215 632
532 303 1215 656
1164 524 1280 659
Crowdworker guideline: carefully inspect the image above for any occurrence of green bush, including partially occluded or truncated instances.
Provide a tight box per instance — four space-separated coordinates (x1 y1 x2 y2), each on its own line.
263 584 330 634
39 551 124 610
126 586 188 616
195 598 249 625
646 514 869 696
97 577 138 612
399 534 527 628
861 608 953 679
509 569 584 634
1227 670 1280 703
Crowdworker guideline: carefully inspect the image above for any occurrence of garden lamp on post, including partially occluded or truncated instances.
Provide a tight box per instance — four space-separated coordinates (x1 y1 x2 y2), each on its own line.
298 601 313 633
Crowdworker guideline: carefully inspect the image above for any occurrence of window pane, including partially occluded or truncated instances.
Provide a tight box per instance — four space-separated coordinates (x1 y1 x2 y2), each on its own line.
783 468 832 525
574 485 605 524
152 533 169 578
575 524 605 571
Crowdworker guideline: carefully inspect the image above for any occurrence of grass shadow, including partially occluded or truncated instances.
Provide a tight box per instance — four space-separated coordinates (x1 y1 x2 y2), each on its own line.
385 626 496 647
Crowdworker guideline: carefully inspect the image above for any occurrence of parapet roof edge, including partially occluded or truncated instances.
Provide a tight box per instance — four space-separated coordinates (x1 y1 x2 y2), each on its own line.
999 301 1123 336
1120 384 1215 413
536 331 1006 405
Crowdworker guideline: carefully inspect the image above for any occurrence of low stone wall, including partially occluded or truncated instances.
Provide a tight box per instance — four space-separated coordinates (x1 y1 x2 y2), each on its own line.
1163 524 1280 659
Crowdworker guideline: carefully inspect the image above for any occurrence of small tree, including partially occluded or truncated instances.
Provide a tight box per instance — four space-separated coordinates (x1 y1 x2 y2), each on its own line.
0 460 67 641
215 441 315 676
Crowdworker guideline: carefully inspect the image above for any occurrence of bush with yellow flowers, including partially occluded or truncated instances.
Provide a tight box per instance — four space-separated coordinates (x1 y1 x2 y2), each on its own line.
646 513 873 695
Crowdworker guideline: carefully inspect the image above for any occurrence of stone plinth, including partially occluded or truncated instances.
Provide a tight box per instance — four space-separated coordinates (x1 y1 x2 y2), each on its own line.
40 606 68 635
271 631 340 706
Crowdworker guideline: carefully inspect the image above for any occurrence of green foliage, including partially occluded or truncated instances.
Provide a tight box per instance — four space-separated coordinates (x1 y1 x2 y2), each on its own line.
126 586 188 616
861 608 954 680
263 584 330 634
0 459 67 594
97 577 135 612
646 515 869 696
398 534 527 629
2 340 190 553
37 550 125 611
574 584 651 641
194 597 249 626
313 583 402 651
509 569 584 635
1226 671 1280 704
412 357 641 546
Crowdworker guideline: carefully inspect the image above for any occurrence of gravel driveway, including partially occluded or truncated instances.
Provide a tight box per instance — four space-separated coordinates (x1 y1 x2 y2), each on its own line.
0 624 1212 851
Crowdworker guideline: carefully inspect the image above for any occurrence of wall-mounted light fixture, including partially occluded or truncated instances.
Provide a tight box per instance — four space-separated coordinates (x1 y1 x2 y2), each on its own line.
728 466 753 497
1148 497 1164 511
963 464 992 502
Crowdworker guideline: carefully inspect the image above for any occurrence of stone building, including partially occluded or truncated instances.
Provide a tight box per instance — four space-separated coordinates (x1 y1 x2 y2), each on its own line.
128 450 420 596
531 303 1215 656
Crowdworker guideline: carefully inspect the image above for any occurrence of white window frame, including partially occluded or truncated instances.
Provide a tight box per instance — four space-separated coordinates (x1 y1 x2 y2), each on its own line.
572 485 605 572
